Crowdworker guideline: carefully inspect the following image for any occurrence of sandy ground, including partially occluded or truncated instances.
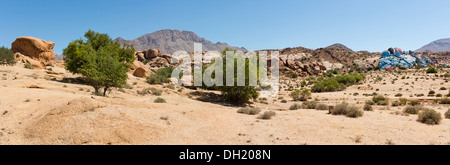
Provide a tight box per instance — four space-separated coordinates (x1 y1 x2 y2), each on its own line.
0 63 449 145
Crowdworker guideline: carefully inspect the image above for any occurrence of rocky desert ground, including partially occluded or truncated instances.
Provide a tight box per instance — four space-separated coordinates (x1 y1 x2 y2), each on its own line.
1 61 449 145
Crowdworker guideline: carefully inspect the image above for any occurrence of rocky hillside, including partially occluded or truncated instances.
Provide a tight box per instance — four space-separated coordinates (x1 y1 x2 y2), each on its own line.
416 38 450 52
325 43 353 52
274 46 378 70
114 29 247 54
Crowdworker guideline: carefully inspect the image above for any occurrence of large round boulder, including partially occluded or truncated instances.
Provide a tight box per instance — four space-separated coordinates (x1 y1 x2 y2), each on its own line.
11 36 56 66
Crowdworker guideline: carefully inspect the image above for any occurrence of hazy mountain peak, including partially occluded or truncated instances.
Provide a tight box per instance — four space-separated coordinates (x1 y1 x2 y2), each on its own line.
114 29 246 54
325 43 353 52
416 38 450 52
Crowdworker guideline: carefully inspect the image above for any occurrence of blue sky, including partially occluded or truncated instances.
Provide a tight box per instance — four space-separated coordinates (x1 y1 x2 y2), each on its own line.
1 0 450 54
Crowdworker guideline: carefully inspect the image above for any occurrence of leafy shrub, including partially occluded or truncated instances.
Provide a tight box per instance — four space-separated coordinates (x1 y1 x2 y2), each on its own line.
289 103 301 110
418 109 442 125
311 74 365 92
258 111 276 120
315 103 328 110
439 97 450 104
153 97 166 103
426 66 438 73
290 89 311 101
0 46 16 65
237 107 261 115
363 104 373 111
147 67 175 84
281 99 287 103
302 101 317 109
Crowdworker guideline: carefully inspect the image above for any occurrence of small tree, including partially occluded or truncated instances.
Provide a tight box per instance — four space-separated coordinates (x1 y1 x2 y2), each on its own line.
215 48 259 104
63 30 135 96
0 46 16 65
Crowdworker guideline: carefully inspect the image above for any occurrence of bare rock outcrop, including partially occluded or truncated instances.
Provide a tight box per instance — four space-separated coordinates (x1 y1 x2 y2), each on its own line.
11 36 56 66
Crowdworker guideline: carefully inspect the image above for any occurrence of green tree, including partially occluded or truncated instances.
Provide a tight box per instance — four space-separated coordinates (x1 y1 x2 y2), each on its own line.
0 46 16 65
215 48 260 104
63 30 135 96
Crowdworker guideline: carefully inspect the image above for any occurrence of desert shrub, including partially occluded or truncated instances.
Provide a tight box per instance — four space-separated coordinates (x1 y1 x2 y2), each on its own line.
281 99 287 103
372 95 388 104
403 105 425 114
331 102 348 115
138 87 162 96
440 87 447 90
301 101 317 109
165 84 175 90
289 72 298 78
395 93 403 97
258 111 276 120
426 66 438 73
365 100 375 105
300 80 306 87
436 94 442 97
428 90 435 95
331 102 363 118
345 106 363 118
445 109 450 119
289 103 301 110
391 101 400 107
409 100 420 106
311 74 365 92
147 67 175 85
363 104 373 111
418 109 442 125
315 103 328 110
399 98 408 105
290 89 311 101
0 46 16 65
153 97 166 103
377 101 389 106
63 30 134 96
237 107 261 115
24 62 34 69
439 97 450 104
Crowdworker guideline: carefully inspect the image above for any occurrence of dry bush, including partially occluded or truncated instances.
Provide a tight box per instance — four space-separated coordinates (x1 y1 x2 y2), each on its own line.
418 109 442 125
237 107 261 115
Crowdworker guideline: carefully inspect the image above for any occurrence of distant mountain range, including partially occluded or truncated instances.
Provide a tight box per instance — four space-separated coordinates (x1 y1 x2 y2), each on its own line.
325 43 353 52
114 29 247 54
416 38 450 52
